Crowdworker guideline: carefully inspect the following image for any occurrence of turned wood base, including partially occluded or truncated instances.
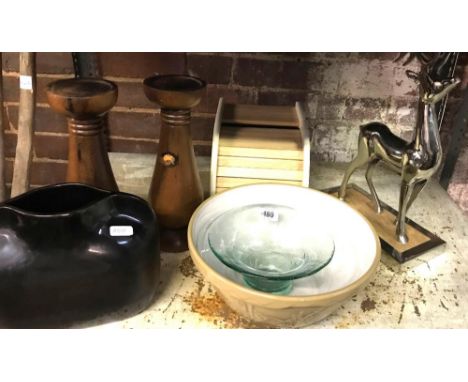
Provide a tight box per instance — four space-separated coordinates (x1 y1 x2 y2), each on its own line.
160 226 188 253
324 184 445 263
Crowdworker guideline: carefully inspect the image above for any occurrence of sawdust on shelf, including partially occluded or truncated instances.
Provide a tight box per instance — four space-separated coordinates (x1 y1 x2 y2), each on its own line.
183 290 274 329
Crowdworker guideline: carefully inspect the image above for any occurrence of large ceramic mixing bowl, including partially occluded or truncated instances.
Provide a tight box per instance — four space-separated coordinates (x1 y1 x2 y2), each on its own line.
188 184 380 328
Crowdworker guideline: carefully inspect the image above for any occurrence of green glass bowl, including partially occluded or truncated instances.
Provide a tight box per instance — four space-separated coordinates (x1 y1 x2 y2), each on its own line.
207 204 334 295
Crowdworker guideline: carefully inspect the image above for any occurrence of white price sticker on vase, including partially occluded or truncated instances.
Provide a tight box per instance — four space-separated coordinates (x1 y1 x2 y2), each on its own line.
19 75 33 90
110 225 134 237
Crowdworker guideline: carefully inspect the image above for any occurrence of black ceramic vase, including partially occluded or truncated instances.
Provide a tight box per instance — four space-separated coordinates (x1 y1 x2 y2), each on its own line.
0 183 160 328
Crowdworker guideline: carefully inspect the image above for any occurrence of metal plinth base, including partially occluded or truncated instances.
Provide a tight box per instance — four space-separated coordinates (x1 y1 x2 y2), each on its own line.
323 184 445 263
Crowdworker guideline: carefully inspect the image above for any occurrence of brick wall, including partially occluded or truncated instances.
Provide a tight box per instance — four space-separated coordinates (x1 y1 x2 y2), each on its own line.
1 52 467 210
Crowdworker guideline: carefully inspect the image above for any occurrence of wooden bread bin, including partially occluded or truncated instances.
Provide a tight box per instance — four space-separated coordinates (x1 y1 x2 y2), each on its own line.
210 98 310 195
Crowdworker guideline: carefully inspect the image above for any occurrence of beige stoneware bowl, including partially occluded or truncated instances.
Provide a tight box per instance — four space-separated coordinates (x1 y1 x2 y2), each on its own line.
188 184 381 328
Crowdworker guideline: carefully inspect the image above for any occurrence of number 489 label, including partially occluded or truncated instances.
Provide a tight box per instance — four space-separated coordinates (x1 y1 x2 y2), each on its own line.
261 209 279 222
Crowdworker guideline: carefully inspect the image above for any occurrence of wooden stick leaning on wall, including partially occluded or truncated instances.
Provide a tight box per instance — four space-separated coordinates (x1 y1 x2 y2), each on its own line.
0 53 6 201
11 53 36 197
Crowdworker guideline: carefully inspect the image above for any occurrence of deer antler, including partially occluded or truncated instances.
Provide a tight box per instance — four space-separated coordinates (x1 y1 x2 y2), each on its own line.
397 53 458 96
427 52 456 80
394 52 444 67
394 52 415 66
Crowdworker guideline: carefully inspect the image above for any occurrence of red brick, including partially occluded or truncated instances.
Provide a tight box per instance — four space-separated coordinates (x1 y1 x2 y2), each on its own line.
107 111 213 141
194 85 257 113
35 106 68 133
100 53 185 78
1 104 10 132
37 53 74 74
258 90 307 105
235 58 282 88
6 105 68 133
4 160 13 184
2 76 19 102
234 58 309 89
287 60 312 89
2 53 74 74
34 134 68 160
4 131 68 161
5 160 67 185
187 54 233 85
2 104 16 132
108 111 158 139
111 80 154 109
4 131 17 158
30 161 67 184
1 53 19 73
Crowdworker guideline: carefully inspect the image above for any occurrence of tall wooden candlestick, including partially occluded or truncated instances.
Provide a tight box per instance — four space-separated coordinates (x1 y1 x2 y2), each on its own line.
46 78 118 191
143 74 205 252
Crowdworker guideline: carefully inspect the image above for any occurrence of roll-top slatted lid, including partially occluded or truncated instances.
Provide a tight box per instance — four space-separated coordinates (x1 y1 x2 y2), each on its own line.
222 104 299 127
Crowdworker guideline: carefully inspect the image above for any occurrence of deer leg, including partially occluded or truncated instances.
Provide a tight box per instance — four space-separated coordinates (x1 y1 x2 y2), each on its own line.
339 135 370 200
365 158 382 214
396 180 415 244
405 180 427 214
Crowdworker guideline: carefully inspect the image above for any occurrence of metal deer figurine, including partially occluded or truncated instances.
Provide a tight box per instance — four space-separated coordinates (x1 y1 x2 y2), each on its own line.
339 53 460 244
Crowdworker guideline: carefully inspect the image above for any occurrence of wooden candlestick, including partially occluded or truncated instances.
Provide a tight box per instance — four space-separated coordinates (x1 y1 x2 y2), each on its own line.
143 74 206 252
46 78 118 191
